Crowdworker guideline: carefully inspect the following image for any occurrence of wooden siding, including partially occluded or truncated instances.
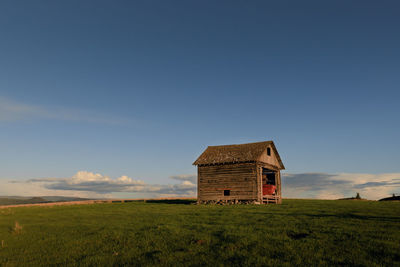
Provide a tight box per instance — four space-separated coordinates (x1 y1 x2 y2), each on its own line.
276 171 282 204
198 162 258 201
258 145 280 167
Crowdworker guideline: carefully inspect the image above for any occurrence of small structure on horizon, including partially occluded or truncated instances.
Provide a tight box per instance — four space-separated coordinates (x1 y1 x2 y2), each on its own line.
193 141 285 204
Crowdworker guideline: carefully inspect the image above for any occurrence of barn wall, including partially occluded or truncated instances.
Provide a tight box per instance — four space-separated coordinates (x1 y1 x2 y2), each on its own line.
258 145 280 167
198 163 258 201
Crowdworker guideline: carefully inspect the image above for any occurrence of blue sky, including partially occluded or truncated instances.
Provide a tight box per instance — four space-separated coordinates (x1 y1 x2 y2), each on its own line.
1 1 399 199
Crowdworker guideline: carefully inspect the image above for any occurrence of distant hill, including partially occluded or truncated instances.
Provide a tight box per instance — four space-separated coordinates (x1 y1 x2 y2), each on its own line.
379 196 400 201
338 197 368 201
41 196 90 202
338 193 367 201
0 196 90 206
0 197 49 205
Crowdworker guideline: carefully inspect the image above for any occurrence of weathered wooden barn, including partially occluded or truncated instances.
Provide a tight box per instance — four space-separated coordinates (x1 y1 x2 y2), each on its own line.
193 141 285 204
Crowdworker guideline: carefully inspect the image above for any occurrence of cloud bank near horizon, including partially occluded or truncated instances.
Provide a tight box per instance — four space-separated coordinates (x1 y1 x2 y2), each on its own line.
4 171 197 198
283 172 400 200
1 171 399 200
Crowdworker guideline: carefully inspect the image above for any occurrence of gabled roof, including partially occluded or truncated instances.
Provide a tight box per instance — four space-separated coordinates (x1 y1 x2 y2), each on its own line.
193 141 285 169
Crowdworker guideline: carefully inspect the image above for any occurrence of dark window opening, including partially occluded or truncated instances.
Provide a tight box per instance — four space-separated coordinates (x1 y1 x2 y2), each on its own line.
262 168 276 185
267 147 271 156
224 190 230 196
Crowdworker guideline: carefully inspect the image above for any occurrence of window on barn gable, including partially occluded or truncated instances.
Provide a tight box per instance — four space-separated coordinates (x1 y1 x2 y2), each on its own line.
224 190 230 196
267 147 271 156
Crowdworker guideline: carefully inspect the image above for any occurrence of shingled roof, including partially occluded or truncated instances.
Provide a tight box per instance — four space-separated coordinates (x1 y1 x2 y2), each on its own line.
193 141 285 169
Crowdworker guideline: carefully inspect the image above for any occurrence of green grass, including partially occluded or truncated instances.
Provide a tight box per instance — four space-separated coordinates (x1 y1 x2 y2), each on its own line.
0 199 399 266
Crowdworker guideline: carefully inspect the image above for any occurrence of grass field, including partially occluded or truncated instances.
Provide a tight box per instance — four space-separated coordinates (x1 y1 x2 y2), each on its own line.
0 199 399 266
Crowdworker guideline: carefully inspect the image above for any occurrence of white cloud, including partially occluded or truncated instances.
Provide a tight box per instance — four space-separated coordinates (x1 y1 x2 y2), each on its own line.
0 179 109 199
0 96 130 125
20 171 196 197
0 97 45 121
169 174 197 183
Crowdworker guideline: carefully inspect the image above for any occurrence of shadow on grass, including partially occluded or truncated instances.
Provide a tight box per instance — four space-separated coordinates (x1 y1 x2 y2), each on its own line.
145 199 196 205
287 230 310 240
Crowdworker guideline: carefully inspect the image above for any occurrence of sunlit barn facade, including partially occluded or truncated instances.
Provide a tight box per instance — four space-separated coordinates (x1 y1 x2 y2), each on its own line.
193 141 285 204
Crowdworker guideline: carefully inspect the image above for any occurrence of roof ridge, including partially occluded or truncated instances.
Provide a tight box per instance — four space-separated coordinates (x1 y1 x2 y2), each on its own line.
193 140 284 169
208 140 272 147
